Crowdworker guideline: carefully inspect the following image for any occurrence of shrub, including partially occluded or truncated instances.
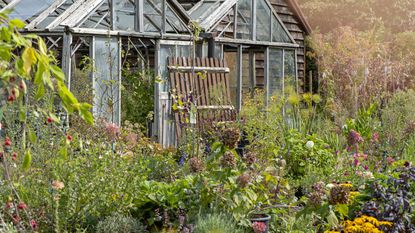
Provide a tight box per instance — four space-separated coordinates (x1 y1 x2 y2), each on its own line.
193 213 246 233
382 90 415 160
96 213 147 233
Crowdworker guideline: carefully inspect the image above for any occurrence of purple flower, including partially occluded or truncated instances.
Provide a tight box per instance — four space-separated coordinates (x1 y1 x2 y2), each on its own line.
178 153 187 166
348 130 364 146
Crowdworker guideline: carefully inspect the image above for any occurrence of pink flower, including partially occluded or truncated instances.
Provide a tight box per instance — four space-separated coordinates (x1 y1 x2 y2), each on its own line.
12 152 17 161
354 159 360 166
386 157 394 165
363 165 369 171
4 137 11 146
105 122 120 141
372 132 379 142
252 222 267 233
30 220 37 229
12 215 20 224
348 130 364 146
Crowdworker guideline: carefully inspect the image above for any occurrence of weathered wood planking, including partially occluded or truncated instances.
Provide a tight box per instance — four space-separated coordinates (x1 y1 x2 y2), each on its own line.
168 57 237 141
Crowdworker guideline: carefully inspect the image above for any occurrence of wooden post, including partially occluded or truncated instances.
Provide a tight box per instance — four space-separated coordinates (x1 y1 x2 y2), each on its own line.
309 70 313 94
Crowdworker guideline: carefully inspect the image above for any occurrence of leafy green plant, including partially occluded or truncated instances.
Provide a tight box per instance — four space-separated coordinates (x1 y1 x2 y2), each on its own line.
283 130 335 180
121 69 154 129
0 13 92 232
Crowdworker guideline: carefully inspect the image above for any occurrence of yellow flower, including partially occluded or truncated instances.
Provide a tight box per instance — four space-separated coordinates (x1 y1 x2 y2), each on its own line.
341 215 391 233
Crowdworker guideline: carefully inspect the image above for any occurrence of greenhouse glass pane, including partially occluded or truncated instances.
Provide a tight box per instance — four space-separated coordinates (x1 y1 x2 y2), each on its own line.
269 48 283 97
144 0 162 32
93 37 121 124
190 2 215 19
236 0 252 39
9 0 54 21
284 50 296 91
165 5 187 33
256 0 271 41
35 0 74 29
114 0 135 31
271 16 291 43
79 1 111 29
224 51 238 106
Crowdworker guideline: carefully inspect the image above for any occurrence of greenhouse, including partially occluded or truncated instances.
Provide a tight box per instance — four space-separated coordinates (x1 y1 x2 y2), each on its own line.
0 0 312 146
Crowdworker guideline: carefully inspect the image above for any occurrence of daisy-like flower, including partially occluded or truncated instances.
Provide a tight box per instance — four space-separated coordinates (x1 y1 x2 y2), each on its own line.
305 141 315 149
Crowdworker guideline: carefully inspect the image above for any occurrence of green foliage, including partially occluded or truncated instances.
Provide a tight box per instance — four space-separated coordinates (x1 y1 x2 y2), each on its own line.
96 213 147 233
344 103 379 141
381 90 415 160
193 213 246 233
283 130 335 180
0 13 92 232
121 69 154 129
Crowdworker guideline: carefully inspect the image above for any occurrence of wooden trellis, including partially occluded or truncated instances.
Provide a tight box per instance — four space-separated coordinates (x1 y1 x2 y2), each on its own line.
168 57 237 141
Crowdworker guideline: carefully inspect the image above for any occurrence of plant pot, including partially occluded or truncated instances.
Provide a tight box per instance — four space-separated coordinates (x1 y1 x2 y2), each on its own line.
250 214 271 233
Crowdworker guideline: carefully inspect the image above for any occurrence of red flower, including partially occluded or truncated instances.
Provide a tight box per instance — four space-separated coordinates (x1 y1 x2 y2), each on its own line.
30 220 38 229
5 202 11 209
17 202 27 210
12 152 17 161
66 135 73 142
252 221 267 233
47 117 53 123
4 137 11 146
7 94 15 102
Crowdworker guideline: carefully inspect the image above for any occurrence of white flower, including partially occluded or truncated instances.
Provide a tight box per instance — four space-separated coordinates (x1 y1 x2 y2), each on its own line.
363 171 374 179
326 183 335 189
305 141 314 149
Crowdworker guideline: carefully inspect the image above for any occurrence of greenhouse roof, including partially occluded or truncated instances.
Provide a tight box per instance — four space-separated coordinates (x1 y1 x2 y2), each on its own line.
0 0 308 46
